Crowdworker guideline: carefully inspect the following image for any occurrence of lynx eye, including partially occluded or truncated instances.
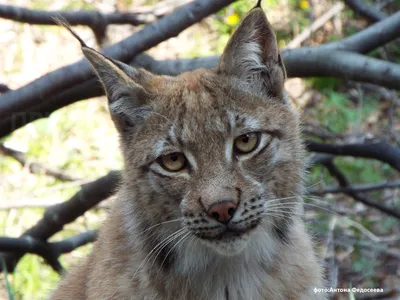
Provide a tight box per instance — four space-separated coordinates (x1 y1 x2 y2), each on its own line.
234 132 260 154
158 152 187 172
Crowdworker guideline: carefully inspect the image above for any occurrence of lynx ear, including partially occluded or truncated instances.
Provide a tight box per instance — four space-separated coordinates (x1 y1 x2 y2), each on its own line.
56 18 152 134
217 8 286 97
82 47 153 134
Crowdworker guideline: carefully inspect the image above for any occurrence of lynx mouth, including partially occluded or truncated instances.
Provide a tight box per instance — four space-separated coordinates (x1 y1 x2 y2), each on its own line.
196 219 261 241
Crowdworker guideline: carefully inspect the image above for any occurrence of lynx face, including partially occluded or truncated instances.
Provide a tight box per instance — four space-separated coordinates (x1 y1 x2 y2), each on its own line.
82 8 304 257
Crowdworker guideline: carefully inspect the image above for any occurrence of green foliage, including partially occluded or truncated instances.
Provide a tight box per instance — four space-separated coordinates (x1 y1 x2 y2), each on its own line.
379 216 400 234
62 1 95 10
308 77 342 90
318 91 355 133
335 158 396 184
351 255 376 281
210 0 286 53
11 256 60 300
1 258 14 300
309 87 380 134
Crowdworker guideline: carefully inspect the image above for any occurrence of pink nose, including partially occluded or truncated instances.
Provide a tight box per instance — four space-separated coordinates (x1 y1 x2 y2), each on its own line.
207 200 237 224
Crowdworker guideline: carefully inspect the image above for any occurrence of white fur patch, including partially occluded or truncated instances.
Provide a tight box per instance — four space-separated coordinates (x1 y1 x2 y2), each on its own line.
236 41 265 77
174 227 278 300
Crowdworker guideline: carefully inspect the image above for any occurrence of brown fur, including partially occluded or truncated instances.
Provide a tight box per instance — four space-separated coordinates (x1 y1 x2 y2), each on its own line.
51 7 326 300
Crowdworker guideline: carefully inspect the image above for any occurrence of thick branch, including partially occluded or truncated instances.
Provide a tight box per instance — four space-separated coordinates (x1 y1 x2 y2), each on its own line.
0 5 152 25
343 0 387 23
307 140 400 172
0 9 399 138
0 3 171 26
0 143 78 181
330 10 400 53
0 230 97 273
0 171 120 272
2 49 400 139
283 50 400 89
0 84 11 94
0 0 236 119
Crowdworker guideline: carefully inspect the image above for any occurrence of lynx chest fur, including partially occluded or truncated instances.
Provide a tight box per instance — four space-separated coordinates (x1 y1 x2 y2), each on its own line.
51 5 326 300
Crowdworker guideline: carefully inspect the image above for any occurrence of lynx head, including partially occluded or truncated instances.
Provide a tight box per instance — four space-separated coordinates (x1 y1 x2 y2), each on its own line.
76 7 304 257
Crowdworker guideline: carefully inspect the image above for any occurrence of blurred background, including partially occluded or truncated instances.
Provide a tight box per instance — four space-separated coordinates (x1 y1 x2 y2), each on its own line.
0 0 399 299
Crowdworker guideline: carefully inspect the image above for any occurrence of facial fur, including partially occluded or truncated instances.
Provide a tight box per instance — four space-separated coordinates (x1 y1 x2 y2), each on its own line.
118 69 304 257
79 8 305 261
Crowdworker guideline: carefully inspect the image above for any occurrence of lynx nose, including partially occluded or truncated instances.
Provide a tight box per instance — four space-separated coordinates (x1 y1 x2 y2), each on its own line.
207 200 237 224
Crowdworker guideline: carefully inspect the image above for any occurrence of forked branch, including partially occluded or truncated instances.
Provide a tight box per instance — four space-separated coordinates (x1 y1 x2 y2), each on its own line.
316 158 400 219
307 140 400 172
0 143 79 181
0 171 120 272
0 230 97 273
0 0 237 119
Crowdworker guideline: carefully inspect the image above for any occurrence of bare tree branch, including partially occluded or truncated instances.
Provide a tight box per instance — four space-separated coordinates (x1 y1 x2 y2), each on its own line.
0 9 399 138
0 54 219 138
309 180 400 195
0 6 149 27
0 84 11 94
284 50 400 89
287 2 345 49
0 171 120 272
319 158 400 219
0 2 177 26
0 230 97 273
330 10 400 54
344 0 387 22
0 0 237 120
0 143 79 181
1 49 400 139
307 140 400 172
0 1 192 44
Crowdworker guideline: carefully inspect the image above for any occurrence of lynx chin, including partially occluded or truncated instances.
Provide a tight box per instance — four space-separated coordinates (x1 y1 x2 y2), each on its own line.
51 5 327 300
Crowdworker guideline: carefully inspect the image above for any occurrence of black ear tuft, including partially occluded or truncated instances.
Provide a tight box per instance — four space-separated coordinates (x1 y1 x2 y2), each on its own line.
53 16 88 48
59 18 154 135
217 8 286 97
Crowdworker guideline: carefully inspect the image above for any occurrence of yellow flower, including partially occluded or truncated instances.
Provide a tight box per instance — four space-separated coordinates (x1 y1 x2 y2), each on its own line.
300 0 309 9
226 13 240 25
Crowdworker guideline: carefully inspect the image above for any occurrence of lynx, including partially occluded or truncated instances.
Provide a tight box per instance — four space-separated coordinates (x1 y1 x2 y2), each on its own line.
51 4 326 300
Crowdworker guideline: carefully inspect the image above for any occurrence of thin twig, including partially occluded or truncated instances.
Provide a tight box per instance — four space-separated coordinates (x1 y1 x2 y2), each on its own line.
307 140 400 172
335 235 400 260
343 0 387 23
0 143 79 182
309 180 400 195
0 196 113 210
0 0 192 44
287 2 344 49
320 159 400 219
